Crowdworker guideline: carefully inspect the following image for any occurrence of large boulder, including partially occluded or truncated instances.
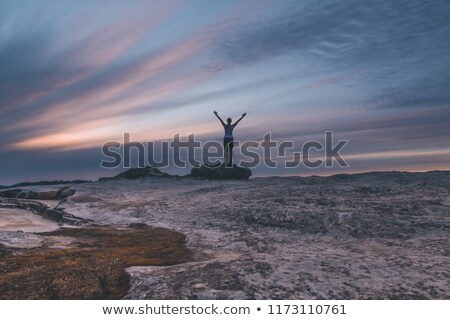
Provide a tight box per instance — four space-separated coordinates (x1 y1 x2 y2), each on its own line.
189 164 252 180
99 166 170 181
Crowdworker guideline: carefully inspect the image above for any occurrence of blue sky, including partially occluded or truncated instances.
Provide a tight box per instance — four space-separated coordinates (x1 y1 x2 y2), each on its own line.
0 0 449 184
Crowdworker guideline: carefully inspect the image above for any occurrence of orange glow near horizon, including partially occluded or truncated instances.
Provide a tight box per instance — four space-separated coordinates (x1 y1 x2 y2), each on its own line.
2 0 450 185
7 35 210 135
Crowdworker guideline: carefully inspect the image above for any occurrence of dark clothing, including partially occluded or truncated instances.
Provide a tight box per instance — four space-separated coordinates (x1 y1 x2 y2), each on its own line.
223 137 234 167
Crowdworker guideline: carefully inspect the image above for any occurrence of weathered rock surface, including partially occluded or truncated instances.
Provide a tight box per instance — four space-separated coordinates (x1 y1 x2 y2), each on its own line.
63 170 450 299
1 171 449 299
189 164 252 180
0 225 192 299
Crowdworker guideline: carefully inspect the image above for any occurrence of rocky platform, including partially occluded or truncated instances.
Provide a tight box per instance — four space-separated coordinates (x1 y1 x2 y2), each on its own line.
1 170 449 299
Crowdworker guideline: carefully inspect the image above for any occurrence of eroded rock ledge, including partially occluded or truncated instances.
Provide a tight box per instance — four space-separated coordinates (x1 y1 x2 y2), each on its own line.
0 186 76 200
0 197 85 226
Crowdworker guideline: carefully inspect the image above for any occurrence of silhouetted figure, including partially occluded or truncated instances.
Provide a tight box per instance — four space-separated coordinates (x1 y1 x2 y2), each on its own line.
213 110 246 167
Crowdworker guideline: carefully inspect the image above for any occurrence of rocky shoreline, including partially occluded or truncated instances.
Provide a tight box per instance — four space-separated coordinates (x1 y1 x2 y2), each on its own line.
1 170 449 299
0 184 194 299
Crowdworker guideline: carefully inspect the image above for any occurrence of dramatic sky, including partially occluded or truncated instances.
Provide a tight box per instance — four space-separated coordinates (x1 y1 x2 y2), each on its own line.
1 0 449 184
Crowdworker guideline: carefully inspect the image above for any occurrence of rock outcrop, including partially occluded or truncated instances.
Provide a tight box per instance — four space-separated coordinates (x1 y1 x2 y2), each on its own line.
0 186 75 200
99 166 171 181
0 180 88 190
0 197 86 226
189 164 252 180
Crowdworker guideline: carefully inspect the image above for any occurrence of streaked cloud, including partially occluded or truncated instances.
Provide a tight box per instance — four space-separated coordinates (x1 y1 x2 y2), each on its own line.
0 0 449 184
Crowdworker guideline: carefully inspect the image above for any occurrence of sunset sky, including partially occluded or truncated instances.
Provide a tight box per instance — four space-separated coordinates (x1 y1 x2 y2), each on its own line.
1 0 449 184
